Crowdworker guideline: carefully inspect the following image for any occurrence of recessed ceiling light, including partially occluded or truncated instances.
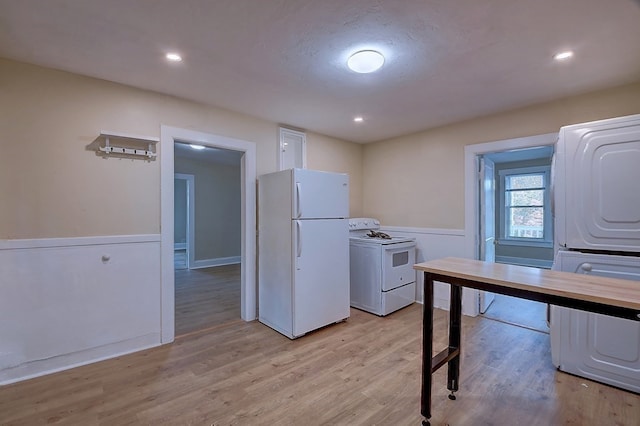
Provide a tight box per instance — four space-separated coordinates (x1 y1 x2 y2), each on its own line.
166 52 183 62
189 144 206 150
554 51 574 61
347 50 385 73
353 116 364 123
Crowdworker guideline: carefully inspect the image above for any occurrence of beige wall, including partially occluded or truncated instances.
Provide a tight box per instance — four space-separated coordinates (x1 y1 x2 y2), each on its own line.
0 58 363 239
306 132 363 217
363 82 640 229
3 57 637 237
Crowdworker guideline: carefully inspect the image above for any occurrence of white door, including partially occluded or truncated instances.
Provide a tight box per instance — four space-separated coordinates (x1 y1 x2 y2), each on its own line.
279 127 306 170
550 250 640 393
292 218 349 337
293 169 349 219
478 157 496 313
558 114 640 251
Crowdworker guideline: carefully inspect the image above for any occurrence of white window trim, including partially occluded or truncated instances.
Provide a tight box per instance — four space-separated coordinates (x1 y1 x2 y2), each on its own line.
498 165 553 247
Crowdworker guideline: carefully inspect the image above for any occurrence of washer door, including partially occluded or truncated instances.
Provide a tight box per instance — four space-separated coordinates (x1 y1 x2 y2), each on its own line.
550 250 640 393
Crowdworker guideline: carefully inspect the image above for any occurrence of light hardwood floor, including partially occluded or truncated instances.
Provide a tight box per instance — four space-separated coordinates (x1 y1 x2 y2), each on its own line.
482 294 549 333
1 303 638 425
175 264 241 336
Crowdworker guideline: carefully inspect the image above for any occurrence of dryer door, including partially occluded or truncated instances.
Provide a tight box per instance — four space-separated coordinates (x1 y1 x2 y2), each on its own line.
559 114 640 251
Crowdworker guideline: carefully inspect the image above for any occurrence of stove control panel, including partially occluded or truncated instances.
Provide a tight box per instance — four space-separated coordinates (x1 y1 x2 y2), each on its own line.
348 217 381 231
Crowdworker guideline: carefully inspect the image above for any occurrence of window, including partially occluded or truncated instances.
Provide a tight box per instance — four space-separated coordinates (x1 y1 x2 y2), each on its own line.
499 165 552 244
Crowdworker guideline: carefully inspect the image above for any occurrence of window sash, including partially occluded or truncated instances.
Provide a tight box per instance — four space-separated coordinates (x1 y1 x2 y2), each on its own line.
498 166 551 243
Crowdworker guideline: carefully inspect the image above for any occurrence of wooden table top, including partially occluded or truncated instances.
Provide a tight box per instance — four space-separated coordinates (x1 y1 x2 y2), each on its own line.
414 257 640 311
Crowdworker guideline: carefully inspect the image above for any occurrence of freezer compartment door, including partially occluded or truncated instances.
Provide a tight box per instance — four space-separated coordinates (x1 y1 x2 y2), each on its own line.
292 219 349 337
293 169 349 219
550 250 640 392
557 114 640 251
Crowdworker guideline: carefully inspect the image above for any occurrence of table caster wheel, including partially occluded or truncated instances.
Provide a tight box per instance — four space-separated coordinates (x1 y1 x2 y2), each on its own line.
422 420 430 426
448 392 456 400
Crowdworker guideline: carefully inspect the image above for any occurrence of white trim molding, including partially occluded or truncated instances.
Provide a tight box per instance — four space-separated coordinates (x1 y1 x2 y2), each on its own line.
0 234 160 250
160 125 257 345
173 173 195 269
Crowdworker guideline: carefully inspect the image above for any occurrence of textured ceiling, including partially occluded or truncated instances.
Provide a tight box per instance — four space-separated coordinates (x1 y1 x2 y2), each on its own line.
1 0 640 143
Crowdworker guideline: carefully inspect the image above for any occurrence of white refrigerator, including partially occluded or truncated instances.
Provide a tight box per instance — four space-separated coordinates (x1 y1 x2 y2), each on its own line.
551 113 640 392
258 168 350 339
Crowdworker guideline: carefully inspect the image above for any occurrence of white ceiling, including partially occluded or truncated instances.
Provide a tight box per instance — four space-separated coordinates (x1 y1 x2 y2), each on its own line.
1 0 639 144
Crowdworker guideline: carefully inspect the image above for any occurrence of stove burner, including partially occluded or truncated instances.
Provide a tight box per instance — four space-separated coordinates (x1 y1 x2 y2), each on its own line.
366 230 391 239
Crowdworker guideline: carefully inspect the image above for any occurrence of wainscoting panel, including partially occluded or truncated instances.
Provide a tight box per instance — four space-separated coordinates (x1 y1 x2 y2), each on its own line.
0 235 162 385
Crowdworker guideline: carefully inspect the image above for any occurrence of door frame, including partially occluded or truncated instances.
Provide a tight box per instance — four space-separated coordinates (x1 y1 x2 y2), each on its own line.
174 173 195 269
463 132 556 316
160 125 257 343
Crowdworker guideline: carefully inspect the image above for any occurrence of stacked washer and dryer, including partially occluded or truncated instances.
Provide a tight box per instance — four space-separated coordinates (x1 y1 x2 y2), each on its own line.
348 218 417 316
551 113 640 393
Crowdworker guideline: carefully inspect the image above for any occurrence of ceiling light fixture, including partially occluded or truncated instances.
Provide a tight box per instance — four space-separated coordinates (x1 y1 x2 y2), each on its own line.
189 144 206 150
166 52 183 62
347 50 385 73
353 117 364 123
553 50 574 61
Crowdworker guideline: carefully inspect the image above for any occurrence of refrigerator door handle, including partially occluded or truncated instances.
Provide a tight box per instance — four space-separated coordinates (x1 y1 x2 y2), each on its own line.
550 152 556 217
295 220 302 269
295 182 302 218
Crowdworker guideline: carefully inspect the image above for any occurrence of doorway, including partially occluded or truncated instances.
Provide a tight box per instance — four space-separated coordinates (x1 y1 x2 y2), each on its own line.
160 126 256 344
173 143 243 336
475 144 555 332
463 133 556 319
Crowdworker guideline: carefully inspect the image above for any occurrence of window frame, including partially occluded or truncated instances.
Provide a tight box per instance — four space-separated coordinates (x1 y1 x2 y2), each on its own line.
498 165 553 247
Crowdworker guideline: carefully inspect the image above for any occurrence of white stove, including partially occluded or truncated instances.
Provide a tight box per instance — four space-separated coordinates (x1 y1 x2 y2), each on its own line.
348 218 416 316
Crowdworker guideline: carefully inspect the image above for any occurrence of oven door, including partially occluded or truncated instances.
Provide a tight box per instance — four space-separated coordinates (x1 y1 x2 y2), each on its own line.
381 242 416 291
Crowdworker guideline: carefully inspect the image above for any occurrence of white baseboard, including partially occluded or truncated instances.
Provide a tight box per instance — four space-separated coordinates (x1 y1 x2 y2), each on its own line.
0 333 160 386
174 242 187 250
191 256 241 269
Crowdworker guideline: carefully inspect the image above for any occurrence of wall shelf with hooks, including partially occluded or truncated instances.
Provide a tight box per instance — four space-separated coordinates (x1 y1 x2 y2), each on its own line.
97 131 159 159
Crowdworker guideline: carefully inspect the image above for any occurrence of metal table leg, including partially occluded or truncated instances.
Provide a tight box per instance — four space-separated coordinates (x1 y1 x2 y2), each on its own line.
447 284 462 400
421 274 463 425
421 272 434 425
